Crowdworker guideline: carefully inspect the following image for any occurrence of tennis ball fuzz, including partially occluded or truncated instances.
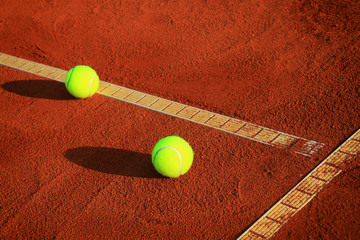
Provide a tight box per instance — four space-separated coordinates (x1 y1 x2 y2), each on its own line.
65 65 99 98
152 136 194 178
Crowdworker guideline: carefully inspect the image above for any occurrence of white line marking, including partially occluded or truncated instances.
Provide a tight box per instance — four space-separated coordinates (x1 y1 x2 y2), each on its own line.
0 52 325 156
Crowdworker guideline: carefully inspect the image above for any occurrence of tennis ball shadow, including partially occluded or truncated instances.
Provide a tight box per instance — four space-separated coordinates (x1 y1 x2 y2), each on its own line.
2 79 73 100
65 147 163 178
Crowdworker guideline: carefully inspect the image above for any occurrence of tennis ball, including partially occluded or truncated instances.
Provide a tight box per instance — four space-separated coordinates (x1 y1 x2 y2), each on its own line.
65 65 99 98
152 136 194 178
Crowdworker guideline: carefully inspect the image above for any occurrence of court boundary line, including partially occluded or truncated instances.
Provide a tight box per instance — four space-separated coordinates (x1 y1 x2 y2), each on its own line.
237 128 360 239
0 52 325 157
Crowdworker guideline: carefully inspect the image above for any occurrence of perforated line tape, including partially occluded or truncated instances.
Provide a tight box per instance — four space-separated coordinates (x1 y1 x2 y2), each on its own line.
0 52 325 156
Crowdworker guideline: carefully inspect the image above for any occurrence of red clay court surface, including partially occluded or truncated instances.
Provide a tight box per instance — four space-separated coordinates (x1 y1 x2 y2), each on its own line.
0 1 359 239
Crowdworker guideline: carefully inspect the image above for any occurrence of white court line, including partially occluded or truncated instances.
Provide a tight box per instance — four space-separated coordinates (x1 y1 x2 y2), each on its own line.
237 129 360 239
0 52 325 156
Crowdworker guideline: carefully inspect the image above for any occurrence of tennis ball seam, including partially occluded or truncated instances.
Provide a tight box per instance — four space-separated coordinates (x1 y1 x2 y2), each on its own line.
88 72 96 98
154 146 182 177
66 68 74 88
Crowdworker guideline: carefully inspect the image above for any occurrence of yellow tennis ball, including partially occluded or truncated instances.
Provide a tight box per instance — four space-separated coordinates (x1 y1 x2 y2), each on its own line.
65 65 99 98
152 136 194 178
